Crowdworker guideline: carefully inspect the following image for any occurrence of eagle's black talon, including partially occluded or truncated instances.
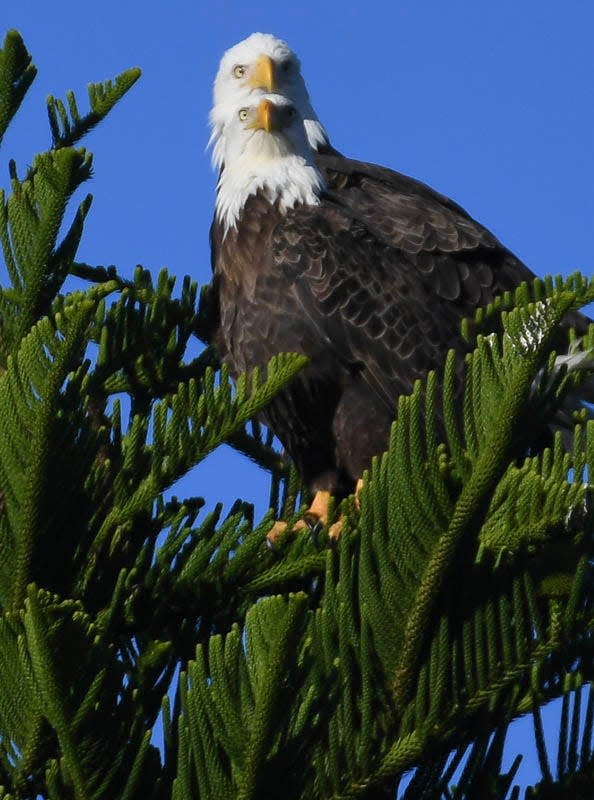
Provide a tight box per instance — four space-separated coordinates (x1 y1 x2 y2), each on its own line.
302 513 323 539
326 533 339 550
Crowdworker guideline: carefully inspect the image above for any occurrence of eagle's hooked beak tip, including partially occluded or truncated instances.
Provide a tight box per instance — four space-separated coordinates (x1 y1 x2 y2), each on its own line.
246 99 276 133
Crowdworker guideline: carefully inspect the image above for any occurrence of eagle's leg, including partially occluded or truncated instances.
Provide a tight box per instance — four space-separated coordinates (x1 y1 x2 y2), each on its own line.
267 481 363 546
267 490 332 546
266 520 288 545
294 490 332 533
328 478 364 540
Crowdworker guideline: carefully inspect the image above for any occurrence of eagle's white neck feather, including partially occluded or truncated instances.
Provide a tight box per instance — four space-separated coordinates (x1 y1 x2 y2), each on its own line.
304 118 329 152
209 114 329 172
216 134 325 236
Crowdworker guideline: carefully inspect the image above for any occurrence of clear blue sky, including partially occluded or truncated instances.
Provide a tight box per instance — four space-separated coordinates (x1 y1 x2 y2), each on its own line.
3 0 594 790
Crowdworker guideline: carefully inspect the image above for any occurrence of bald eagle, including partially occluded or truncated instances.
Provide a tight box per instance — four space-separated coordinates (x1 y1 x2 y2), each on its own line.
209 37 589 533
210 32 535 311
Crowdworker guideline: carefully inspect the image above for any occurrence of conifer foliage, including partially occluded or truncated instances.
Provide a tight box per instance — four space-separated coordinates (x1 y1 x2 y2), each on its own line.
1 29 594 799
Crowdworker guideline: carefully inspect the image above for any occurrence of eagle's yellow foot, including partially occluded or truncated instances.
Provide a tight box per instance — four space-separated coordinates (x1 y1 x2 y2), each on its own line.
267 490 332 547
328 518 344 540
267 482 364 546
293 490 332 534
327 479 364 541
267 520 289 545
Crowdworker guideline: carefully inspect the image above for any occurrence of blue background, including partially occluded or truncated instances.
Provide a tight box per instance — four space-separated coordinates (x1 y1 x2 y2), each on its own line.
3 0 593 790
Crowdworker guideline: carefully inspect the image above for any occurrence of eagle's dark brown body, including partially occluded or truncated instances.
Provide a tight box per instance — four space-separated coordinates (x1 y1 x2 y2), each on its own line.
210 156 563 498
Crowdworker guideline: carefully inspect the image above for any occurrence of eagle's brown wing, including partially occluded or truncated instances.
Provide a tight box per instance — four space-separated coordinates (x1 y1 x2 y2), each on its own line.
271 195 537 417
317 151 539 304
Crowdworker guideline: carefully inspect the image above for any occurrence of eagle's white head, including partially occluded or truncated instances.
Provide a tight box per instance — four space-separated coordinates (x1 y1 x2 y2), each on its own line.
215 95 325 236
210 32 329 171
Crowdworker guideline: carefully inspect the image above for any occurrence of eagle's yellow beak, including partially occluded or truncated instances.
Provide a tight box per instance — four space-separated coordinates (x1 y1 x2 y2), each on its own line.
249 99 275 133
248 55 276 92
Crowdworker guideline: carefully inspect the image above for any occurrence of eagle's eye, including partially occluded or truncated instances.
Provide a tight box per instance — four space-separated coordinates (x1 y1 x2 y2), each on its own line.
233 65 245 79
238 108 249 121
281 60 292 73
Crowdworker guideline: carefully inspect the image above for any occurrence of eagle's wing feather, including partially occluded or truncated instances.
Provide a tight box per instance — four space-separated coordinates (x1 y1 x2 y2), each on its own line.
271 201 472 413
317 151 538 306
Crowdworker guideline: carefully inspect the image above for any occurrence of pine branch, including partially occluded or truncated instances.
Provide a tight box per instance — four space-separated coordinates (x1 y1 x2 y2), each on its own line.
71 260 134 289
392 289 586 712
0 147 93 352
12 307 93 609
0 31 37 147
46 68 141 149
24 590 89 799
80 353 307 589
22 586 163 800
178 594 311 799
227 423 290 475
0 301 98 609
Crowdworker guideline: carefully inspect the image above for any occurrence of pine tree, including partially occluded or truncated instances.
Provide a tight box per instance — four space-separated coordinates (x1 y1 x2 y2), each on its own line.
1 29 594 799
